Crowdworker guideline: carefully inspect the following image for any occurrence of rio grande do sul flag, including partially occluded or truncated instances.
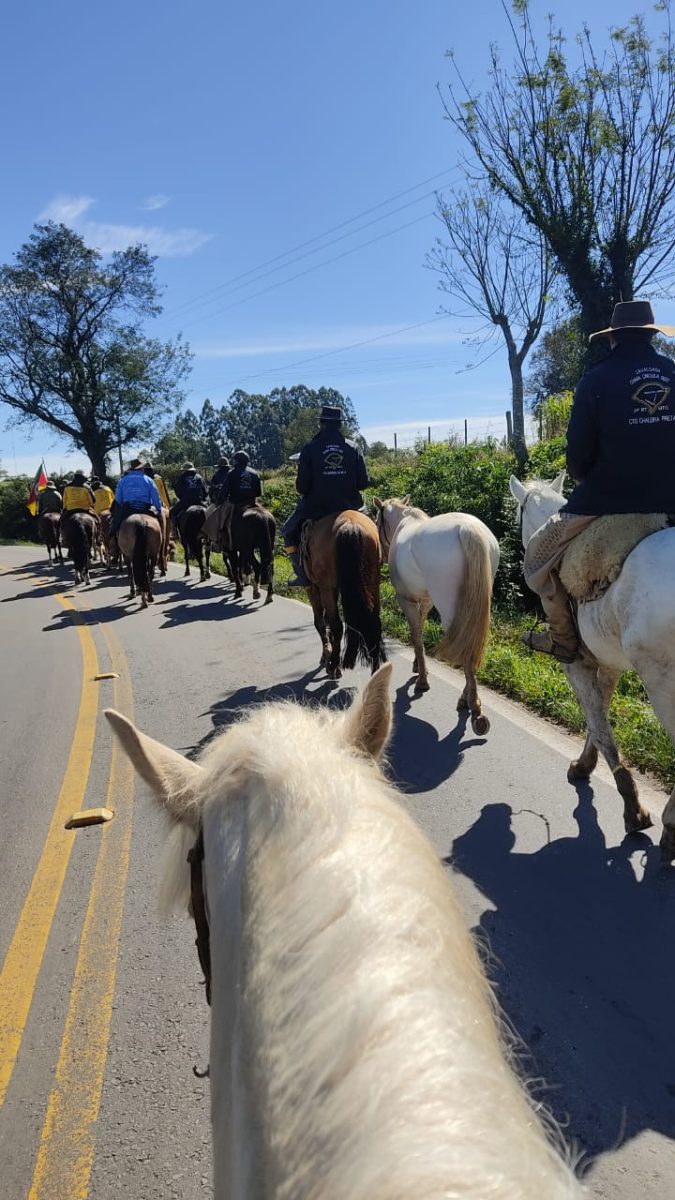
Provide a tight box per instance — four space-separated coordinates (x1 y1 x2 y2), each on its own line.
26 461 48 515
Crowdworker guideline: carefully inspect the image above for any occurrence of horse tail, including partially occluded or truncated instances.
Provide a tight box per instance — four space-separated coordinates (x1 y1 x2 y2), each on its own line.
336 523 386 670
437 522 493 672
132 519 149 595
69 514 89 573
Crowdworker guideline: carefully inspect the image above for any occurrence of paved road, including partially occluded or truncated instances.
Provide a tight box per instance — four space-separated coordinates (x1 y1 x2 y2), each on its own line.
0 544 673 1199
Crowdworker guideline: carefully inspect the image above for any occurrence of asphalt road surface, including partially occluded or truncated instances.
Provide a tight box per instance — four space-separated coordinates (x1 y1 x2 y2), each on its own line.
0 544 673 1200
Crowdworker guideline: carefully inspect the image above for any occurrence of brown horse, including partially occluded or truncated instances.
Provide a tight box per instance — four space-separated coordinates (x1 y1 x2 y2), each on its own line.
62 512 97 585
305 510 386 679
177 505 211 581
38 512 64 564
230 503 276 604
117 513 162 607
99 509 118 568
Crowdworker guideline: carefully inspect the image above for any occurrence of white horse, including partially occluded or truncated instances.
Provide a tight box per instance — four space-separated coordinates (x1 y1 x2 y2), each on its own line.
510 472 675 858
106 665 582 1199
374 497 500 733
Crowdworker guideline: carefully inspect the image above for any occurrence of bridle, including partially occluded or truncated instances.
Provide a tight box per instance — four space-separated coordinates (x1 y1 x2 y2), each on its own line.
187 827 212 1008
374 506 391 558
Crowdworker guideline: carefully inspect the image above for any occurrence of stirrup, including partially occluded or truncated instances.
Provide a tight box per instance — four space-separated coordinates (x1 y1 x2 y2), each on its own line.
522 629 579 663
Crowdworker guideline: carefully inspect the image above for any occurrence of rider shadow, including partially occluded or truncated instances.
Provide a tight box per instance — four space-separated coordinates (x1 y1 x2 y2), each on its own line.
159 597 256 628
387 683 487 793
191 673 355 756
448 787 675 1169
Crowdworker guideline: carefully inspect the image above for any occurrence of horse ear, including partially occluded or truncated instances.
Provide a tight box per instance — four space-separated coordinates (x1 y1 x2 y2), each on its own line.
551 470 566 494
344 663 393 760
105 709 204 826
402 494 411 506
509 474 528 505
373 496 383 509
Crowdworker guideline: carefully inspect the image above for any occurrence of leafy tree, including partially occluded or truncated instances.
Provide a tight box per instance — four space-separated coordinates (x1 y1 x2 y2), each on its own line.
0 223 192 479
283 407 320 457
443 3 675 358
527 317 586 409
153 408 210 467
368 441 390 459
429 186 555 468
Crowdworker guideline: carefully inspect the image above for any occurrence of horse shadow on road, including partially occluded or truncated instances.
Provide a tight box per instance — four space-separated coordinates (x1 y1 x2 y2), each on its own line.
449 785 675 1173
387 683 487 793
190 671 356 756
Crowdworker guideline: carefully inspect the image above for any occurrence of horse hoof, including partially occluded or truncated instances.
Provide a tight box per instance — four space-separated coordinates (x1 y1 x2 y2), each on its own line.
659 829 675 863
471 714 490 736
625 808 653 834
414 679 430 694
328 667 342 681
567 759 593 782
264 594 273 605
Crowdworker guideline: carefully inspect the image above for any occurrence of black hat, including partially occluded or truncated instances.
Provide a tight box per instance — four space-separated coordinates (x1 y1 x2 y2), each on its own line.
90 476 101 486
233 449 249 465
319 405 343 423
216 455 230 467
71 470 87 482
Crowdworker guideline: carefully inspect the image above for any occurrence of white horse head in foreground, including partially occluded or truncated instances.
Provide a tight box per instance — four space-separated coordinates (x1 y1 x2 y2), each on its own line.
511 472 675 859
107 666 582 1199
374 497 499 732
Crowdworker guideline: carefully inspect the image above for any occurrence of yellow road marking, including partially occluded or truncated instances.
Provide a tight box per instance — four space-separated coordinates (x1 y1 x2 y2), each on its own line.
28 623 135 1200
0 594 99 1107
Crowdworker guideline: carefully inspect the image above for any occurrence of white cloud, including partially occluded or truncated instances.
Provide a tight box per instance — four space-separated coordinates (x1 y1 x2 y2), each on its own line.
39 194 94 223
142 194 169 211
80 221 212 258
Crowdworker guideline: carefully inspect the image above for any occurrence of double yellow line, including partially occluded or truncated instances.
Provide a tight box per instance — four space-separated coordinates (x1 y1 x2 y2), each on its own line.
0 573 135 1199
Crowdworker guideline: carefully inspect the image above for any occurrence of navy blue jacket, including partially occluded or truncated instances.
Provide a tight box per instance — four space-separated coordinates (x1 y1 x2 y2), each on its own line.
564 342 675 514
296 429 369 518
223 465 262 504
175 470 207 504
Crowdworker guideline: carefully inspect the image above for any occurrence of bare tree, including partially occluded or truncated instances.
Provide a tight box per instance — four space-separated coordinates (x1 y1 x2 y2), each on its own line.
442 2 675 357
428 187 555 468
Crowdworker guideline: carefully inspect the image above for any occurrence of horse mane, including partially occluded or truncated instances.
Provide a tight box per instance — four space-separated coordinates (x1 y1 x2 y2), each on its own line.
159 699 581 1198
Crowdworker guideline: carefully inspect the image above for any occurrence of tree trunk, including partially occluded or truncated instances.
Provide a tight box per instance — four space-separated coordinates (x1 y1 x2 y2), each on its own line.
83 439 110 483
506 344 528 472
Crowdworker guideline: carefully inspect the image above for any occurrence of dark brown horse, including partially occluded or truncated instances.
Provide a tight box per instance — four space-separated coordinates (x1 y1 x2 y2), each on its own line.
118 513 162 608
62 512 97 585
229 503 276 604
305 510 386 680
38 512 64 564
177 505 211 582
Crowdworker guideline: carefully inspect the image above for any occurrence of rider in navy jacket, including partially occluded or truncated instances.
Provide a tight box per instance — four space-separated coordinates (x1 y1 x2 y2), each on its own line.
282 405 370 586
222 451 262 504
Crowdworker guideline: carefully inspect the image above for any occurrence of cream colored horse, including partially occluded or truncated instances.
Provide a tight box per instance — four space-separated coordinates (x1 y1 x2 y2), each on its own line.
511 473 675 859
374 497 499 733
106 666 582 1200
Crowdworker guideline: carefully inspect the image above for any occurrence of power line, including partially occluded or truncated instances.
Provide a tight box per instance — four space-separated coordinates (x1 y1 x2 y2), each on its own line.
164 166 459 320
179 211 435 332
213 315 450 389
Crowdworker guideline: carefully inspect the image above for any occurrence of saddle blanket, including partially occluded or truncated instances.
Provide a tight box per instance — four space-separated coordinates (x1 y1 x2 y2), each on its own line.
559 512 669 603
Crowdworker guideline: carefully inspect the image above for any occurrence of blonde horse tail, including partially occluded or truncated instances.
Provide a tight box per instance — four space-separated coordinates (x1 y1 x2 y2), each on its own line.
436 523 493 672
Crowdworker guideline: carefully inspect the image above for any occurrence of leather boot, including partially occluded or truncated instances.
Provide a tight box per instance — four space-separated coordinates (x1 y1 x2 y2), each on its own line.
522 574 580 664
286 548 309 587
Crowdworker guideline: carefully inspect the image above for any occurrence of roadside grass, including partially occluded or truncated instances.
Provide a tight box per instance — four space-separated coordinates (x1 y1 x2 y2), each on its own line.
198 548 675 789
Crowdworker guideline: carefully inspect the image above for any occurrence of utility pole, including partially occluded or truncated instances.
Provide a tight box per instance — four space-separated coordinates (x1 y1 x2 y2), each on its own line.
394 432 398 457
464 419 468 446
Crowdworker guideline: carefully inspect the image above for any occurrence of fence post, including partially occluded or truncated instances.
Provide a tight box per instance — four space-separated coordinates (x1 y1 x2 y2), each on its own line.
506 410 513 444
464 418 468 445
427 425 431 445
394 432 398 457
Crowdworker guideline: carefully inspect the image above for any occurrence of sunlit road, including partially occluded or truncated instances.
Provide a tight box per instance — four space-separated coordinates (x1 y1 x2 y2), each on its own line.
0 544 673 1199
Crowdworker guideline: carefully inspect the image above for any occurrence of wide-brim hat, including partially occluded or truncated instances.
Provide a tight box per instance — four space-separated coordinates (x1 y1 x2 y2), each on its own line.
128 457 143 470
181 461 195 471
589 300 675 341
71 471 87 482
216 456 230 466
46 479 55 487
319 404 343 423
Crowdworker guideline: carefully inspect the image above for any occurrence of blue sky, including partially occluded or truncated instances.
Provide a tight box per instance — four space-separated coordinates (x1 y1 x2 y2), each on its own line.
0 0 668 474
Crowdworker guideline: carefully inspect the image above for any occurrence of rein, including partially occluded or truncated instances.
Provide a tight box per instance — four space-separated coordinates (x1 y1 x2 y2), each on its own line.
187 828 212 1008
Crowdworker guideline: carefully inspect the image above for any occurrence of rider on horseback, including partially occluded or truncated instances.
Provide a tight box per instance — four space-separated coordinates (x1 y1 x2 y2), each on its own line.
170 462 208 533
62 470 97 549
209 454 232 504
523 300 675 663
282 405 370 586
143 462 170 510
219 450 262 552
36 479 63 515
90 476 114 514
111 459 162 537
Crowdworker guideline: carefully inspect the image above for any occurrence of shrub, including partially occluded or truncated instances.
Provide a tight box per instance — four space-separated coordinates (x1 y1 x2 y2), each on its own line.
0 476 35 540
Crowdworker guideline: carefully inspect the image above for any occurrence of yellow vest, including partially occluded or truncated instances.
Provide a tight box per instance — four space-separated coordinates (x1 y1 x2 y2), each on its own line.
93 485 114 514
154 474 170 508
63 485 94 511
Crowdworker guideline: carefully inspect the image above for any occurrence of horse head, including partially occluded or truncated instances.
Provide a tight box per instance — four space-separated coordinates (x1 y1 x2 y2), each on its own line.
509 472 566 546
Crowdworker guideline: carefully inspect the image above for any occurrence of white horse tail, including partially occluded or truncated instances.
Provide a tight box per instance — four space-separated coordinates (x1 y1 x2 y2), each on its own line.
437 521 493 672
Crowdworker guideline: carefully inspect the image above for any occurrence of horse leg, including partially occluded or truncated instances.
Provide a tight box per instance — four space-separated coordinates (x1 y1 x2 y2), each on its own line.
457 666 490 736
399 596 430 693
567 666 619 781
563 660 652 834
204 539 211 580
183 538 191 577
196 538 205 582
308 585 331 668
323 587 343 680
252 554 261 600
